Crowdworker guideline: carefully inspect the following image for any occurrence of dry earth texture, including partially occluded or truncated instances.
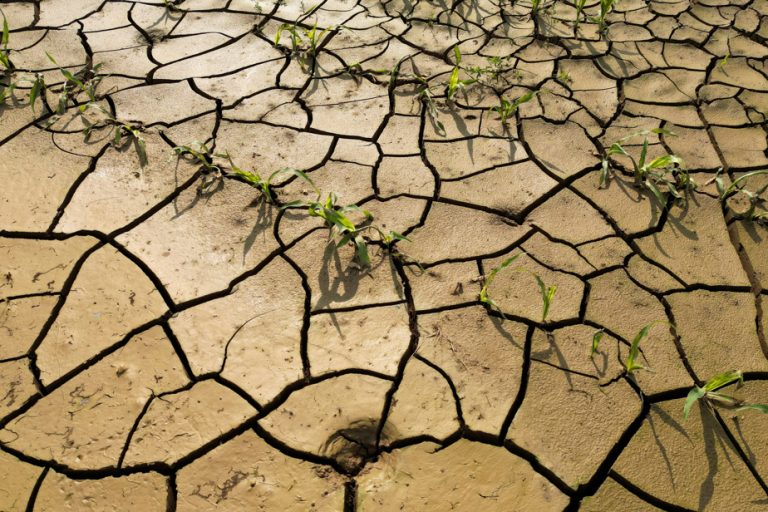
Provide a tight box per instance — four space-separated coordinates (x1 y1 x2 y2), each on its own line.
1 0 768 510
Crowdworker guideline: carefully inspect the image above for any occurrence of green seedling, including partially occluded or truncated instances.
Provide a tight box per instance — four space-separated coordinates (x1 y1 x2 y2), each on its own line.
624 321 667 374
416 75 445 135
490 90 538 124
0 11 10 71
574 0 588 27
446 46 476 102
600 128 694 208
174 142 221 189
590 0 618 32
115 123 147 166
557 70 572 85
466 55 511 83
591 329 604 356
709 169 768 223
221 151 319 204
27 73 45 113
531 0 542 14
275 20 334 58
46 53 104 115
284 192 408 267
479 253 556 322
717 52 729 70
684 370 768 419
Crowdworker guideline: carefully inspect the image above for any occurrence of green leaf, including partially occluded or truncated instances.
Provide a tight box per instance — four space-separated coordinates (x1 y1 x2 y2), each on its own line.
29 76 42 114
354 235 370 267
268 167 320 197
1 13 9 48
638 138 648 169
702 369 743 393
234 169 264 187
591 330 604 356
684 387 706 419
644 178 668 208
135 135 148 167
724 170 768 199
599 159 610 188
626 322 656 374
453 45 461 66
533 274 555 322
736 404 768 414
479 253 523 309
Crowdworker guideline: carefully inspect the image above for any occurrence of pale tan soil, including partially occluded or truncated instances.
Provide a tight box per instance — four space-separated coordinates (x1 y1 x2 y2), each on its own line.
1 0 768 511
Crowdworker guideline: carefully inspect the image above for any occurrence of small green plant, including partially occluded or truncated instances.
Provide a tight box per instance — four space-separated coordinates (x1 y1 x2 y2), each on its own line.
283 192 408 267
600 129 694 207
0 11 10 71
446 46 476 102
624 321 667 374
479 253 556 322
466 55 511 83
531 0 543 14
112 122 147 166
490 90 538 124
709 169 768 223
717 52 730 70
274 18 335 68
221 151 318 204
574 0 588 27
591 329 604 356
590 0 618 32
174 142 222 190
46 53 104 115
416 75 445 134
684 370 768 419
556 70 572 85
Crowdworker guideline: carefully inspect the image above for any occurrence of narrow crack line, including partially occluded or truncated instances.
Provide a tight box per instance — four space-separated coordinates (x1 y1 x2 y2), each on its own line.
574 389 650 498
413 353 466 430
278 251 313 380
608 471 697 512
24 465 49 512
711 407 768 497
375 255 419 450
498 324 534 442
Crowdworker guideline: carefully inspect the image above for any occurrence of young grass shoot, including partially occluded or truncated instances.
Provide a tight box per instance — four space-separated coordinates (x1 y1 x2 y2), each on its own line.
684 370 768 419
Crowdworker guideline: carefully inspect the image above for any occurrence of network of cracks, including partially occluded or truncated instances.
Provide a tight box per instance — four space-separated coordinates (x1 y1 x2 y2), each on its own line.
1 0 768 510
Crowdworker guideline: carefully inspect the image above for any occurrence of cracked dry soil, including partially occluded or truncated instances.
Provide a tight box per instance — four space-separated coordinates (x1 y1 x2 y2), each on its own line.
1 0 768 510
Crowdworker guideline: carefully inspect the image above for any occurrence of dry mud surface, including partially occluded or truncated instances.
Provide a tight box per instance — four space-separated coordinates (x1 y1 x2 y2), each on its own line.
1 0 768 510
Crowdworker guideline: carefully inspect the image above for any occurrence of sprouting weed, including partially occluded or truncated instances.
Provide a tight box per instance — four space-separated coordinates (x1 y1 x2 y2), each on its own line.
599 128 694 208
717 52 730 70
479 253 556 322
589 0 618 32
466 55 511 83
174 142 221 191
708 169 768 224
0 11 10 71
684 370 768 419
556 70 572 85
274 17 336 71
591 329 605 356
282 192 409 267
490 90 539 124
574 0 588 27
27 74 45 114
446 46 476 102
221 151 319 204
624 321 667 374
113 122 147 167
531 0 542 14
416 75 445 135
46 53 104 115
